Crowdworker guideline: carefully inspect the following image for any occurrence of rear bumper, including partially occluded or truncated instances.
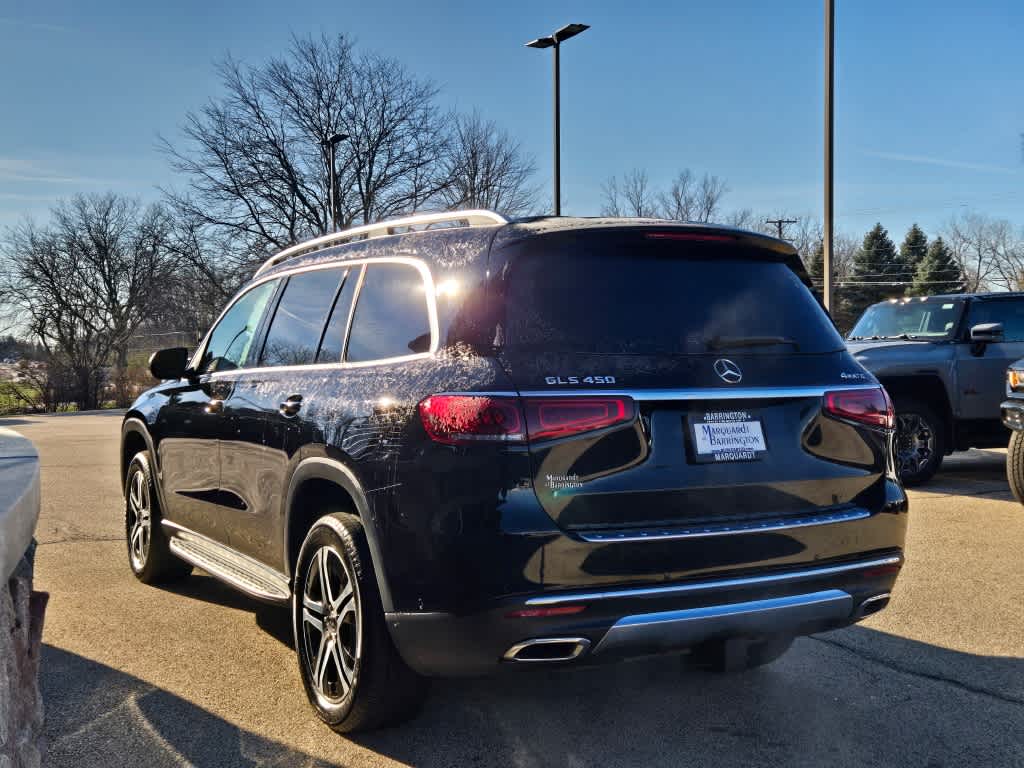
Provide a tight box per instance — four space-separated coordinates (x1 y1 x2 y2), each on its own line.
1002 399 1024 430
386 551 903 676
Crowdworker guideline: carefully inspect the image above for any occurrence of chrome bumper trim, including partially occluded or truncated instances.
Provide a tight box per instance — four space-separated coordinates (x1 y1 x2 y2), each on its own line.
593 589 853 655
524 555 901 607
576 507 870 542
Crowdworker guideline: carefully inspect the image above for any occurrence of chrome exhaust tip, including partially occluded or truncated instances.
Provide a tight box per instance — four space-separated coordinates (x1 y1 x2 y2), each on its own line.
503 637 591 662
855 593 891 619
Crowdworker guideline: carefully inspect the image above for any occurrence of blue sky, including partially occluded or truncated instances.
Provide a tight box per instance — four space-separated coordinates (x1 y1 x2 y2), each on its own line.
0 0 1021 242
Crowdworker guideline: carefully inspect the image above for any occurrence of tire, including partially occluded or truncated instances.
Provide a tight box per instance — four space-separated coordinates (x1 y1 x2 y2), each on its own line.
124 452 192 584
894 399 945 486
293 513 427 733
1007 431 1024 505
689 635 794 673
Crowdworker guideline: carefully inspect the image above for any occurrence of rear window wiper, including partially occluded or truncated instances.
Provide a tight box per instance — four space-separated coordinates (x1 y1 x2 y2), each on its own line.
708 335 801 352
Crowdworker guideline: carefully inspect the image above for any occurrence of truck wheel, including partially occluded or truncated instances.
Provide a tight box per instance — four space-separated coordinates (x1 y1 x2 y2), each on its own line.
894 399 945 486
293 512 427 733
1007 431 1024 505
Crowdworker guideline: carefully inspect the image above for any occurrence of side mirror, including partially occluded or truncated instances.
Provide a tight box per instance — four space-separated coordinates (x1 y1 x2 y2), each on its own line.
149 347 190 381
970 323 1004 344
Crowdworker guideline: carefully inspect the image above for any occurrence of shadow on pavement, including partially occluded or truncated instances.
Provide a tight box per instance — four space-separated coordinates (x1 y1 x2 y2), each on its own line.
157 573 294 648
41 626 1024 767
914 449 1013 500
41 645 338 768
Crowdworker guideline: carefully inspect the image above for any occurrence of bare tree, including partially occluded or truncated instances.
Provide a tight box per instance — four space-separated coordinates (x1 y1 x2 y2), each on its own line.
161 34 452 275
439 111 538 216
946 212 1002 292
1 194 176 410
657 170 728 223
601 169 659 217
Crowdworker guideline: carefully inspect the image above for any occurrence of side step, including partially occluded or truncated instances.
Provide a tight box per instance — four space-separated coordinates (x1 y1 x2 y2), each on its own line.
165 524 291 604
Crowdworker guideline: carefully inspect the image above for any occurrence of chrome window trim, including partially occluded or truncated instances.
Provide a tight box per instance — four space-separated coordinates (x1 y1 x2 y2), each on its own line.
190 256 439 376
523 555 902 607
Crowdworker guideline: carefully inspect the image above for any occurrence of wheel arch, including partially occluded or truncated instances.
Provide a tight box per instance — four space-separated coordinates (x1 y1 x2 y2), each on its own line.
878 374 954 453
284 457 393 612
121 415 160 496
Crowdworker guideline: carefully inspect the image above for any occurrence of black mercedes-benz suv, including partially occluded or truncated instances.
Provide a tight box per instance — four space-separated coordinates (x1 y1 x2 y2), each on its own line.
120 211 908 732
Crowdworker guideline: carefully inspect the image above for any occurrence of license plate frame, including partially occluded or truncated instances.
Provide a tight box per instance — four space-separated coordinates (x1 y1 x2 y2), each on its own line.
688 409 768 464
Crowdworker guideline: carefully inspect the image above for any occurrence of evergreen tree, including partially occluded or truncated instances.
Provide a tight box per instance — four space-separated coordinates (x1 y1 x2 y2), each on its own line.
806 239 824 280
899 223 929 290
909 237 964 296
843 223 900 318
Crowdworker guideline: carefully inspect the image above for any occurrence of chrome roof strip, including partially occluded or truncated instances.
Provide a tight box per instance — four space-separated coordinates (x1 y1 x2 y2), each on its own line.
254 209 508 278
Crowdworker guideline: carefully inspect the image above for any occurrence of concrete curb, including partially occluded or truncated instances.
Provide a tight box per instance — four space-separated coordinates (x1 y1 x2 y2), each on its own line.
0 427 40 582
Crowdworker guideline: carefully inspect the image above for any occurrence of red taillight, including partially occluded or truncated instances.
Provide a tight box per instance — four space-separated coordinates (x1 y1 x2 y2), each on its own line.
418 394 635 444
645 232 736 242
523 396 635 441
418 395 525 444
824 388 894 429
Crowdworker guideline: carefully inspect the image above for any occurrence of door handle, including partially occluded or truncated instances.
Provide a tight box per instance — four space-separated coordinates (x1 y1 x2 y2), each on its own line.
204 399 224 414
279 394 303 417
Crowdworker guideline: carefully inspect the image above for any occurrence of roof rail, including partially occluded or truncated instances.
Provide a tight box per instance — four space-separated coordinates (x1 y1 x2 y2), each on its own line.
253 209 508 278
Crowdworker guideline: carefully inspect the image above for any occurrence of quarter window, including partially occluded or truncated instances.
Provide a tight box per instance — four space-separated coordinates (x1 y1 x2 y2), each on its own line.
198 280 278 374
346 263 432 362
260 268 345 367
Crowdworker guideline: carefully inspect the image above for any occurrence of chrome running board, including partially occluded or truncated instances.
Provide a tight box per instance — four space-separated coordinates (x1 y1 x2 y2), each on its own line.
164 522 291 603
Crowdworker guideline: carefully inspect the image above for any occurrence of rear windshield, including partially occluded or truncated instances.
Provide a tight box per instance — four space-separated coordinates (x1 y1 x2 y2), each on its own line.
503 234 843 355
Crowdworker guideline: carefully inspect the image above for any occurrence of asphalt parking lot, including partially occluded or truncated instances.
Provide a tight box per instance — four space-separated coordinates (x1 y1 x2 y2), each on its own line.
6 411 1023 767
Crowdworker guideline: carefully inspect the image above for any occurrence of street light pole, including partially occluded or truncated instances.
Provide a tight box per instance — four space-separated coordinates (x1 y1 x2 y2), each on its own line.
526 23 589 217
322 132 349 232
823 0 835 311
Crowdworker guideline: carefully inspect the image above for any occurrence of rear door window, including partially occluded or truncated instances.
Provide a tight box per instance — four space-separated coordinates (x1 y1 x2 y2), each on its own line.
503 232 843 355
346 262 432 362
966 299 1024 342
316 267 360 363
260 268 345 367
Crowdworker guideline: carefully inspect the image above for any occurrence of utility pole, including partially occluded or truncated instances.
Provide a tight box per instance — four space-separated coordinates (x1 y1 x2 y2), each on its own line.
823 0 835 312
766 217 798 240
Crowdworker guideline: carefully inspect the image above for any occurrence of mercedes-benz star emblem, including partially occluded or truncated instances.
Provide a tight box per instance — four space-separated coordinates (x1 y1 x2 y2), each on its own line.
714 358 743 384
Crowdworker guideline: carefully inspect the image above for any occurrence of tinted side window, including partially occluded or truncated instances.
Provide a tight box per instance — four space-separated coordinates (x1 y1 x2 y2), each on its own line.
967 300 1024 342
260 268 344 367
199 280 278 374
347 263 432 362
316 267 360 363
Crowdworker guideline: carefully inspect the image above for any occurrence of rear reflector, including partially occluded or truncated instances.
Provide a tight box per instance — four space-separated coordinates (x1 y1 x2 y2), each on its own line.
418 395 636 445
505 605 586 619
824 388 894 429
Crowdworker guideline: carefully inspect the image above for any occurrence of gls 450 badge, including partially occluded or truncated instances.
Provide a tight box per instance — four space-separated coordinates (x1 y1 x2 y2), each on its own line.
544 375 617 385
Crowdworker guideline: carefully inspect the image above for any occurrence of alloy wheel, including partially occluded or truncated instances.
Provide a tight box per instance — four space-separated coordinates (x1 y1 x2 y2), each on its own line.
896 412 935 478
126 468 151 571
301 546 360 704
